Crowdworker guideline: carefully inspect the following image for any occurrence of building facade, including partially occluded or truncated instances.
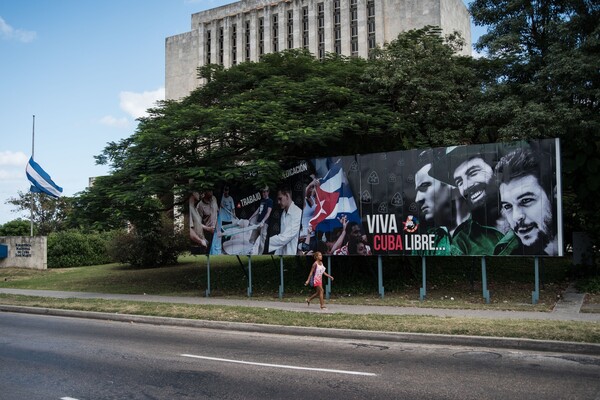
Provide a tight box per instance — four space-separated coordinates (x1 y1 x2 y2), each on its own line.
166 0 471 100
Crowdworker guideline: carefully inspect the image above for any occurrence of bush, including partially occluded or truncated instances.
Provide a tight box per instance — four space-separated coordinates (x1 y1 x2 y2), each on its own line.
108 219 188 268
577 276 600 294
48 230 116 268
0 219 31 236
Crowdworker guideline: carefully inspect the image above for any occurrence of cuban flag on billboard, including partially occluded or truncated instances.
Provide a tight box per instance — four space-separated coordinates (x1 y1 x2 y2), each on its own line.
26 157 63 198
309 159 360 232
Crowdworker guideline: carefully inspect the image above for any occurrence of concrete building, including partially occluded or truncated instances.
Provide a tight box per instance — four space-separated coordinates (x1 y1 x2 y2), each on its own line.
166 0 471 100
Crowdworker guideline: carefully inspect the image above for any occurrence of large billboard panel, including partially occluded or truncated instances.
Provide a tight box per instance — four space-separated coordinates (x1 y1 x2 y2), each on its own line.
189 139 563 257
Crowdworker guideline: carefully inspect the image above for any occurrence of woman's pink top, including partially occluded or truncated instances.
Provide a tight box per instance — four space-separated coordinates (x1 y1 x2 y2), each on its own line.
313 262 326 287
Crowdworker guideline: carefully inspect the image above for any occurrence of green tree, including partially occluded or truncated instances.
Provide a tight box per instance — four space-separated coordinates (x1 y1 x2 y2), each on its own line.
91 50 394 226
469 0 600 242
66 185 129 232
5 191 72 235
364 26 481 148
0 219 31 236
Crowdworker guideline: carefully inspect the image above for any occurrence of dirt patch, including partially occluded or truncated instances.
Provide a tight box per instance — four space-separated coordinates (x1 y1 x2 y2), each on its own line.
582 293 600 313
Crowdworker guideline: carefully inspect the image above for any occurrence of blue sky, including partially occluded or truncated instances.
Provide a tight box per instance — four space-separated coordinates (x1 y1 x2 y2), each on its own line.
0 0 483 224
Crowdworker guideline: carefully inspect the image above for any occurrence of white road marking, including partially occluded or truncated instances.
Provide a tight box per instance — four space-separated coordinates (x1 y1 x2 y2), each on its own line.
181 354 377 376
61 397 80 400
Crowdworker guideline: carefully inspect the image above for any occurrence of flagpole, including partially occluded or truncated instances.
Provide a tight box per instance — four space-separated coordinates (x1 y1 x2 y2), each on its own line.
30 115 35 237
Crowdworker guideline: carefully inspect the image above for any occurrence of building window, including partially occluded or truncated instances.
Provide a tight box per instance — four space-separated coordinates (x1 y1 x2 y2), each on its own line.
272 14 279 52
244 20 251 61
317 3 325 60
367 0 376 53
259 17 264 56
231 24 237 65
302 6 309 49
287 10 294 49
206 29 211 64
333 0 341 55
218 26 224 64
350 0 358 56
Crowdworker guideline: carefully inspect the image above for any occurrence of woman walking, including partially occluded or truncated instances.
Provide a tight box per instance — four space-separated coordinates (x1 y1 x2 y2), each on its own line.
305 251 334 310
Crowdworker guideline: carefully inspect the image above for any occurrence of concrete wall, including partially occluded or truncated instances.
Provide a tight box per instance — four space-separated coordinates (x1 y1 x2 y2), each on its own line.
440 0 471 55
165 31 200 100
383 0 470 55
382 0 440 40
0 236 47 270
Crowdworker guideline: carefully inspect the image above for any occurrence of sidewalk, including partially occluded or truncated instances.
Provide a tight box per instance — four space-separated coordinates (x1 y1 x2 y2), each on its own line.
1 287 599 356
0 287 598 322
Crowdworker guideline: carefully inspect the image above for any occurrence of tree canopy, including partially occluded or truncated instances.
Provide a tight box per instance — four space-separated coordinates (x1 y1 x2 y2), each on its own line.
0 219 30 236
86 29 474 228
469 0 600 239
5 192 72 236
365 27 479 148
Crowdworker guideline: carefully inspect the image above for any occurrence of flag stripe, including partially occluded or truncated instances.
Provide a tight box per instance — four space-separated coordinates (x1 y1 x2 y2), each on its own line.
328 197 357 216
26 157 63 198
320 168 343 193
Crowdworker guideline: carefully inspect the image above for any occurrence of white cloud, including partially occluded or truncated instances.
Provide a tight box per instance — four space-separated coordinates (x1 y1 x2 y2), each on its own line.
0 16 36 43
0 151 28 167
99 115 130 128
0 151 28 183
0 169 24 181
119 87 165 119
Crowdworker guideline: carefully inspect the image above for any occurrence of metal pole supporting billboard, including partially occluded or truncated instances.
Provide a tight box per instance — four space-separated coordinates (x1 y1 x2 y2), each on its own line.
377 256 384 299
532 257 540 304
420 257 427 301
326 256 331 300
481 257 490 304
205 255 211 297
247 256 253 297
279 256 284 299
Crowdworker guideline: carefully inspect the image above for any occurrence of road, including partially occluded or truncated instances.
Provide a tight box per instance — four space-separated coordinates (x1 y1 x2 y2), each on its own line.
0 312 599 399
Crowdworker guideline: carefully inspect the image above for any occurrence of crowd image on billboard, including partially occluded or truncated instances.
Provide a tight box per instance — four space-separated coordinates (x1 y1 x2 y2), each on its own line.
189 139 563 257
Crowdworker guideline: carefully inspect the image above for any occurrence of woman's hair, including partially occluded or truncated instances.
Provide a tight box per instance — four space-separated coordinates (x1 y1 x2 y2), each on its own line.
313 251 322 260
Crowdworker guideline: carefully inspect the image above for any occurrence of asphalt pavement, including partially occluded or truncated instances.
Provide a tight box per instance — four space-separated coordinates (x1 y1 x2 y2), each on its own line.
1 286 599 356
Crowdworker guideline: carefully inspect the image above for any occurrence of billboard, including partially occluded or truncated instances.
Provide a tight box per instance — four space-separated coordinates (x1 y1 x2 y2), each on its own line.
189 139 563 257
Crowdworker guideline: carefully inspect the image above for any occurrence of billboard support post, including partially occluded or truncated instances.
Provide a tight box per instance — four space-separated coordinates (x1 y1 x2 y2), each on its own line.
205 255 211 297
420 257 427 301
326 256 331 300
541 258 545 289
481 257 490 304
279 256 284 299
247 256 253 297
532 257 540 304
378 256 384 299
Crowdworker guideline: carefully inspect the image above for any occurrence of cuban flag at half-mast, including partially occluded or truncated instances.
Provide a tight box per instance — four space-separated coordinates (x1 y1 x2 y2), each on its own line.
309 159 360 232
26 157 63 198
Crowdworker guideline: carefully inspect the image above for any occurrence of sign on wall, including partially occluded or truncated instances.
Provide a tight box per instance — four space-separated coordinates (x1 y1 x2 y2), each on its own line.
189 139 563 257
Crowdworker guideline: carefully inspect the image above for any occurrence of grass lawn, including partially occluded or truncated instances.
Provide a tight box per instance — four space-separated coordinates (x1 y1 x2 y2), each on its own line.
0 255 598 344
0 256 572 311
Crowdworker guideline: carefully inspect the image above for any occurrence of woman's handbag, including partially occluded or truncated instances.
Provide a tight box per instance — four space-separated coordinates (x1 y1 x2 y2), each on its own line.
309 274 315 287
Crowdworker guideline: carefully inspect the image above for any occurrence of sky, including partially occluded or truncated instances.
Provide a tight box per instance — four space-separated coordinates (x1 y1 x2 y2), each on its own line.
0 0 485 225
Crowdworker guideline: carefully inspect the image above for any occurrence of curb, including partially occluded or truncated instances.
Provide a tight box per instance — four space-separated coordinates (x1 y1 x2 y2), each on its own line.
2 304 599 356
